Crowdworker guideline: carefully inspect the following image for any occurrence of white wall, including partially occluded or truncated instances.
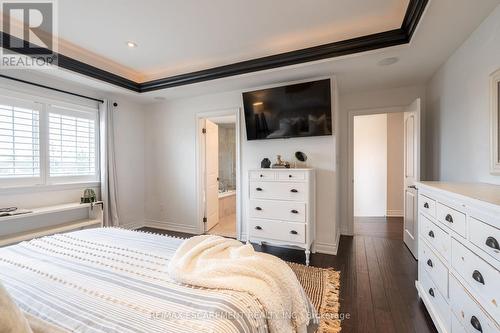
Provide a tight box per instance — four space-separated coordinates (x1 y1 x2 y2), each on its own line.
112 98 146 228
353 114 387 217
338 85 426 234
426 4 500 185
144 79 339 252
387 112 404 216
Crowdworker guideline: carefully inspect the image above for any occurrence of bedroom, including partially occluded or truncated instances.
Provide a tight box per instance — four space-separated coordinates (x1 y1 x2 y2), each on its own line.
1 1 500 332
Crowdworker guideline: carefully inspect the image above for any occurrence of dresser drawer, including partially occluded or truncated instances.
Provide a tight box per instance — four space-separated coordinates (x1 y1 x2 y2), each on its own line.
419 194 436 218
437 203 466 237
249 200 306 222
249 170 275 181
420 214 451 262
250 219 306 244
420 239 449 298
450 275 499 333
250 181 307 201
277 170 307 181
420 270 451 332
451 239 500 319
451 313 467 333
469 217 500 263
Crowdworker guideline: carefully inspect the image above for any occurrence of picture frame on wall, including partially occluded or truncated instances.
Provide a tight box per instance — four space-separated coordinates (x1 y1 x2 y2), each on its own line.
491 68 500 174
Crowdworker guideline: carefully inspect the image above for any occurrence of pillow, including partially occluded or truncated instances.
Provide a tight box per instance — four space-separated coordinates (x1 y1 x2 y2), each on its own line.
308 114 329 135
0 281 33 333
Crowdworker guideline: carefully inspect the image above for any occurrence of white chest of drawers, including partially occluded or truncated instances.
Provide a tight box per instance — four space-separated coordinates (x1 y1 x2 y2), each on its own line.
247 168 315 265
416 182 500 333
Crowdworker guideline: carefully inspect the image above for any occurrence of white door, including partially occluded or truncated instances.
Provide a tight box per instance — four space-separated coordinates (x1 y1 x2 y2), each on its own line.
205 119 219 231
403 99 421 259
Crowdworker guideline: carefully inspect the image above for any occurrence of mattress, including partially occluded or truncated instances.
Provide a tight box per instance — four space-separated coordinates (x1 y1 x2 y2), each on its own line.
0 228 316 333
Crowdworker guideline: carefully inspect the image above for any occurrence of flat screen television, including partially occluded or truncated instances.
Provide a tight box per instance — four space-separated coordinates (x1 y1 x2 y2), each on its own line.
243 79 332 140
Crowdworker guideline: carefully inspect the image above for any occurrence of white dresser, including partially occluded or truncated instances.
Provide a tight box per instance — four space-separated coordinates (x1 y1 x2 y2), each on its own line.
416 182 500 333
247 168 315 265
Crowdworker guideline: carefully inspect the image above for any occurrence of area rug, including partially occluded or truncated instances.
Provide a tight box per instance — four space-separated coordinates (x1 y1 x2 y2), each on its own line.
288 262 341 333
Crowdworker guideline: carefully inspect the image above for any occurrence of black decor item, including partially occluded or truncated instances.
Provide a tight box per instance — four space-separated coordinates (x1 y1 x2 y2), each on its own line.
261 158 271 168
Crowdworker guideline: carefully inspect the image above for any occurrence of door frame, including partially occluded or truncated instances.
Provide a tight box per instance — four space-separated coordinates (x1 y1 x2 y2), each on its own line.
195 108 242 240
346 105 405 235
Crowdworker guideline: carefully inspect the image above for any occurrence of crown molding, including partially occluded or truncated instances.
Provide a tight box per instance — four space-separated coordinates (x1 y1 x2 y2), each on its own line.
0 0 428 93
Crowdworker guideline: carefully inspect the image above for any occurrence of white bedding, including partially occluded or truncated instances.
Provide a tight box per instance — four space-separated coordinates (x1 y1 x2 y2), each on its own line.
0 228 317 333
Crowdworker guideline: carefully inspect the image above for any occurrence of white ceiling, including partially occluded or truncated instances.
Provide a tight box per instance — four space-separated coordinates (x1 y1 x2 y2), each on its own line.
2 0 499 103
54 0 409 81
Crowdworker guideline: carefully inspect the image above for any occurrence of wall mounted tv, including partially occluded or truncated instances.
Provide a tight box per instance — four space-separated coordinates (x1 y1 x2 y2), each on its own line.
243 79 332 140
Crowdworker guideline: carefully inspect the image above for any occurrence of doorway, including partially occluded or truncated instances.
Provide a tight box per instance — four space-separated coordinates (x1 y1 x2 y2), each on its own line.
347 99 421 258
196 109 241 240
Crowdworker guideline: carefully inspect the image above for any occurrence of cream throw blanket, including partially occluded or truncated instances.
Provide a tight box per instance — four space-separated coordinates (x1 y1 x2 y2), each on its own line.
168 235 311 333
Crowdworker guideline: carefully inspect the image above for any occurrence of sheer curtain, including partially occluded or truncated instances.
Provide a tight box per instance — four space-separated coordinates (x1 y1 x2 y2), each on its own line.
99 100 120 227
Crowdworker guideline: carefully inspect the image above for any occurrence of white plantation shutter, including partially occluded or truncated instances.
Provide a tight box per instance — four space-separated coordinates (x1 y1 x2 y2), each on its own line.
0 97 41 183
48 105 98 180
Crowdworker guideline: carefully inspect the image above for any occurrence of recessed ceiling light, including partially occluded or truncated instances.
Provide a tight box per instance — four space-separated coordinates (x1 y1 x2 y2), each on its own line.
126 41 137 48
253 102 263 106
378 57 399 66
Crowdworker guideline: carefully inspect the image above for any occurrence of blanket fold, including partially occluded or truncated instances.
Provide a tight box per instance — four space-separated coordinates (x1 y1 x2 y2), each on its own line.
168 235 315 333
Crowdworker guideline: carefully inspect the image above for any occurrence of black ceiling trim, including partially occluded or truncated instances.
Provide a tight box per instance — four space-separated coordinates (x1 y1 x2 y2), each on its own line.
402 0 429 40
0 32 140 92
1 0 427 93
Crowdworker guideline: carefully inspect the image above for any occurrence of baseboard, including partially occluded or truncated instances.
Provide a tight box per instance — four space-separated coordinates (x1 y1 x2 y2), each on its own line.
143 219 199 234
119 222 144 230
386 210 404 217
315 231 341 255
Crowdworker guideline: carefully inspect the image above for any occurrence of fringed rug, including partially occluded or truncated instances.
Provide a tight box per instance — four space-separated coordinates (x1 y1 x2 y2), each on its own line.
288 262 341 333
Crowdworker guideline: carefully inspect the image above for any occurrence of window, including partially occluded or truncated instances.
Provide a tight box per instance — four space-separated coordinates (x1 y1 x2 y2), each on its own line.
48 105 98 181
0 91 99 188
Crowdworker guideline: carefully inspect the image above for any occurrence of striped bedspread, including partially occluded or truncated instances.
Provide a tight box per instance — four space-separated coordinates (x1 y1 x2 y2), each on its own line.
0 228 281 333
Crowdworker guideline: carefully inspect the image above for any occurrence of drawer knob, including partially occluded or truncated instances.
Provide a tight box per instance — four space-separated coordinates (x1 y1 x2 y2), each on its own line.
255 226 262 230
470 316 482 332
427 259 433 267
290 189 298 193
428 288 434 297
472 270 485 285
291 209 299 214
255 207 262 211
445 214 454 223
288 174 292 178
428 230 435 238
290 230 298 235
424 202 429 209
256 187 263 191
485 236 499 250
260 174 264 178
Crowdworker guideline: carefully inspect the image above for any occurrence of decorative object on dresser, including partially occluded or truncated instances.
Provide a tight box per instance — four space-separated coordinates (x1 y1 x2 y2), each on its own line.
272 154 290 168
416 182 500 333
247 168 315 265
295 151 308 168
490 68 500 174
261 158 271 168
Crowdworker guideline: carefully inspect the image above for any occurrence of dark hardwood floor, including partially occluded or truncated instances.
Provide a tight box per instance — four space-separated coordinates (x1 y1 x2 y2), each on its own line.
139 218 437 333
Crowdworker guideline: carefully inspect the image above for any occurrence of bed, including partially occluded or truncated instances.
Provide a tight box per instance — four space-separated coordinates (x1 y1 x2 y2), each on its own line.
0 228 318 333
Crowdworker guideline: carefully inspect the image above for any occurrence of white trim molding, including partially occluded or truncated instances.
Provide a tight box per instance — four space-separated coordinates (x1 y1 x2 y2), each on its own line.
386 210 404 217
144 219 199 235
314 231 341 255
490 68 500 174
